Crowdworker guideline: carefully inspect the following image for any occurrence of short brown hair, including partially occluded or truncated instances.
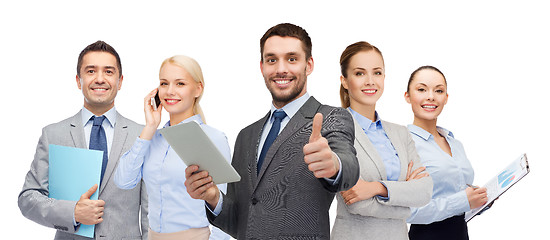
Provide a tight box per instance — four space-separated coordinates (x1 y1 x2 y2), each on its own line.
260 23 312 61
339 41 384 108
76 40 122 78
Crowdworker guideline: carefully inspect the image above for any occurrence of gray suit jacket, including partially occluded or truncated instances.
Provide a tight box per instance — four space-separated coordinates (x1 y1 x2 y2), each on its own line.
208 97 359 240
18 110 149 240
331 115 433 240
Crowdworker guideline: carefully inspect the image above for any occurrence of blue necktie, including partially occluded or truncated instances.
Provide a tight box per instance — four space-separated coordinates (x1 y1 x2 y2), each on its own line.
89 116 108 183
258 110 287 175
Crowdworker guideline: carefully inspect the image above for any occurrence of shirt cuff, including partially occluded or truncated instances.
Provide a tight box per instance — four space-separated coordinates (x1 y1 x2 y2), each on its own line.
323 152 343 185
458 189 472 213
73 215 80 230
206 191 224 216
72 200 80 229
376 182 390 201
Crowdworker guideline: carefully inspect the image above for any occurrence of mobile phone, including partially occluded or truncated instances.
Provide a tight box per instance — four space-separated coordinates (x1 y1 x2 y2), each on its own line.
152 91 161 110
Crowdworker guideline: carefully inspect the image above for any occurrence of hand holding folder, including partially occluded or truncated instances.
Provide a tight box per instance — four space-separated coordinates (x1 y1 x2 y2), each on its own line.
49 144 103 238
74 184 105 225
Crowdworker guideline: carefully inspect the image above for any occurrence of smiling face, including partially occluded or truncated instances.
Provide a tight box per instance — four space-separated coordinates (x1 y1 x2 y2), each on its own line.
260 36 313 108
405 69 448 121
76 51 123 114
158 62 203 121
341 50 385 112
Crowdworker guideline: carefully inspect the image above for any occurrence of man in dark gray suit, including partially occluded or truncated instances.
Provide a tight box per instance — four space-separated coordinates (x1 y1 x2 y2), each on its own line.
18 41 148 239
185 23 359 239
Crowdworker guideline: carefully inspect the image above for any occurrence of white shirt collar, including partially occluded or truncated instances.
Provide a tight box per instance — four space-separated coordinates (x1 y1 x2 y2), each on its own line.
269 92 310 121
81 106 117 128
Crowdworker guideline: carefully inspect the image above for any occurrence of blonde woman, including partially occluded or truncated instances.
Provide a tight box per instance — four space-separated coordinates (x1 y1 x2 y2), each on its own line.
331 41 433 240
114 55 230 240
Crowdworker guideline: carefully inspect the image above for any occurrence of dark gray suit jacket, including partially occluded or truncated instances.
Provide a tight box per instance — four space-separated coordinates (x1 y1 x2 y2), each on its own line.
18 111 149 240
208 97 359 240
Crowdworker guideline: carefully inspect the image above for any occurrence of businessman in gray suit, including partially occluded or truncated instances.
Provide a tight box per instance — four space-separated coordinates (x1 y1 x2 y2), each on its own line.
18 41 148 239
185 23 360 239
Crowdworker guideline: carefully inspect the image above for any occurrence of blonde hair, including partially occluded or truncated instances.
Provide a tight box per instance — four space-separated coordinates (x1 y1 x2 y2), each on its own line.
160 55 206 123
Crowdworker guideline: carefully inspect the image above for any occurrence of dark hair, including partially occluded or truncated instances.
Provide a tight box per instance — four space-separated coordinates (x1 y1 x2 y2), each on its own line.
260 23 312 61
407 65 447 92
76 40 122 78
339 41 384 108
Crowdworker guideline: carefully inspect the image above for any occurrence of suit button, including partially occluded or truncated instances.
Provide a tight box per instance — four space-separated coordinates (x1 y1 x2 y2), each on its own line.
344 183 349 188
251 198 258 205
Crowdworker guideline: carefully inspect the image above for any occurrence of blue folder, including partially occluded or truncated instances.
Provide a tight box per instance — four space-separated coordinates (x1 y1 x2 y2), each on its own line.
48 144 103 238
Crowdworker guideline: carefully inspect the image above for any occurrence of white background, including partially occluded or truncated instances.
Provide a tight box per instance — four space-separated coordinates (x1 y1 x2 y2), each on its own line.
1 0 548 239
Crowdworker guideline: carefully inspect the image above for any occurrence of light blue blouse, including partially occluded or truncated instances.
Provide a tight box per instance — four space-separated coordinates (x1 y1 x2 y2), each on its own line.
349 108 401 181
114 115 230 239
407 124 474 224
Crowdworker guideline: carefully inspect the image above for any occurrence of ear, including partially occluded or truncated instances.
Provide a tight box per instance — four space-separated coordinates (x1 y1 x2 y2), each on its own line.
340 75 349 90
404 91 411 104
444 93 449 105
260 59 264 75
195 81 204 98
305 57 314 76
76 75 82 90
117 75 124 90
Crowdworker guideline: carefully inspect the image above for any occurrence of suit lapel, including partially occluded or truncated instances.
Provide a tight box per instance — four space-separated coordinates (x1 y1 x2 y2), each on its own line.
100 112 128 193
254 97 320 190
381 121 408 181
69 110 86 149
251 112 270 187
351 114 387 180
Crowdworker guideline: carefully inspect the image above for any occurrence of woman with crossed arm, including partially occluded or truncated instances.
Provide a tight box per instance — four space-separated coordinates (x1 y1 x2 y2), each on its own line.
331 41 433 240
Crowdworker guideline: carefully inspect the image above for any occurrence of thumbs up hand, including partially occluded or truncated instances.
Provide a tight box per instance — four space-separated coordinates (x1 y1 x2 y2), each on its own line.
74 184 106 225
303 113 340 179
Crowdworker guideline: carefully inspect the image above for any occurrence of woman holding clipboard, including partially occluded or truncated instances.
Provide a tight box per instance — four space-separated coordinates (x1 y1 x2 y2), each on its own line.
405 66 488 240
114 55 230 240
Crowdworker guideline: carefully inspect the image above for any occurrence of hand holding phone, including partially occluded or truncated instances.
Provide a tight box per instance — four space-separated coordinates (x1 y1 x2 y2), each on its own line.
152 91 161 110
141 88 162 140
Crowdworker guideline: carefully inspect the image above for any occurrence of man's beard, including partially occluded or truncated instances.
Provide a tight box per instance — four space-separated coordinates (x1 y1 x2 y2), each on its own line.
267 74 306 106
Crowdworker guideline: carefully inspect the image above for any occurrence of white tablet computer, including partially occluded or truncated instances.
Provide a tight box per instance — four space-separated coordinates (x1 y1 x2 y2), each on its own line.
159 121 241 184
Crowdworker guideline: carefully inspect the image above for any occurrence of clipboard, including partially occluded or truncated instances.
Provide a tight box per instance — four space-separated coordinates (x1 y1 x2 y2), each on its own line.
465 153 530 222
159 121 241 184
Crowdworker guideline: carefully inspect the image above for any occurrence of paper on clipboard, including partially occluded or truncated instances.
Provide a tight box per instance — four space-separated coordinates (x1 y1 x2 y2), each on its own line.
49 144 102 238
160 121 241 184
465 153 530 222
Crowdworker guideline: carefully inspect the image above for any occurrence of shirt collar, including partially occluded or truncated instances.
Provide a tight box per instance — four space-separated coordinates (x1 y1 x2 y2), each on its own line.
437 126 454 138
81 106 117 128
407 124 454 141
348 107 382 131
269 92 310 121
163 114 203 128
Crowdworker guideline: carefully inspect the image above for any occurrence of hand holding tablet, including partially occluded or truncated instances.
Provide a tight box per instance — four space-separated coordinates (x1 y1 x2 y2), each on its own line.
160 121 241 184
